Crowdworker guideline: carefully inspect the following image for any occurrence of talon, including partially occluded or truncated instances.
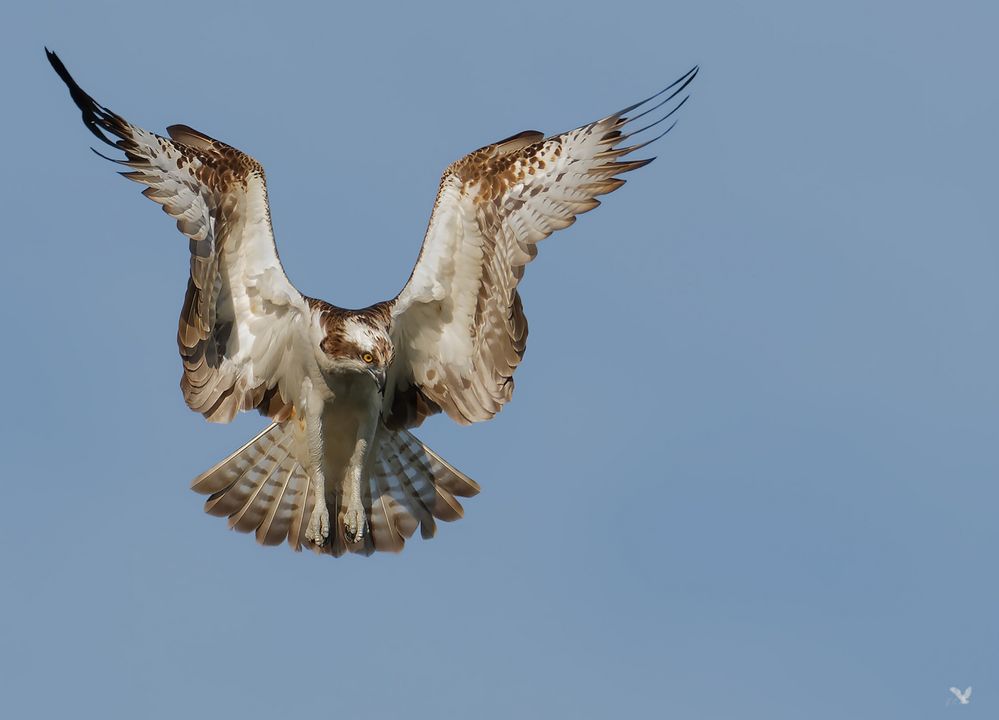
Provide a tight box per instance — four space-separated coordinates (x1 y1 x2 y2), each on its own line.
343 506 366 543
306 505 330 545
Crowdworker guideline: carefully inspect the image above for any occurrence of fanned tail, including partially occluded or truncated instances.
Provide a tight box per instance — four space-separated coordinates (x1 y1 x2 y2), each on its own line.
190 423 479 556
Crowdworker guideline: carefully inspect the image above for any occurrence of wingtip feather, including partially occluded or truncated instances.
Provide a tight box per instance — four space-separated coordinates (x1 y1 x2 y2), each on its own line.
47 49 123 149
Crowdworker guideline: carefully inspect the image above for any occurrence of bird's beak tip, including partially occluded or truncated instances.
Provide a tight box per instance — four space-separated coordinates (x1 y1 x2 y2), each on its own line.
367 367 387 394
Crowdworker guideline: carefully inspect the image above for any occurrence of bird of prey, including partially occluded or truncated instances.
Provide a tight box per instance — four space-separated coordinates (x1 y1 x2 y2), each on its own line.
949 686 972 705
47 49 696 557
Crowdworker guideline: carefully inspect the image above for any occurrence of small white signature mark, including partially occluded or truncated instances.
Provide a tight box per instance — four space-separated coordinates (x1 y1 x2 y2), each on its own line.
948 686 972 705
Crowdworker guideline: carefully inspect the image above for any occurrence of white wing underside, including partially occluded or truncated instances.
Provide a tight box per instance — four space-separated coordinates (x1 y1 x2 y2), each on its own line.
386 67 698 428
48 50 314 424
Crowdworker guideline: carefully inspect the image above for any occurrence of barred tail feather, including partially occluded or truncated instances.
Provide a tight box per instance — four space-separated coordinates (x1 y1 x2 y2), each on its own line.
191 421 315 550
360 429 480 555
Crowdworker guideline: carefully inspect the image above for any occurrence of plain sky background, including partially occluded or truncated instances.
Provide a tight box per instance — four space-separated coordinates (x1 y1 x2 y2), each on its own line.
2 1 997 718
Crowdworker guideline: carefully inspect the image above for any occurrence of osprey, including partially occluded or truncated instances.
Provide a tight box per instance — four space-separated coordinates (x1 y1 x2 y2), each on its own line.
48 50 696 557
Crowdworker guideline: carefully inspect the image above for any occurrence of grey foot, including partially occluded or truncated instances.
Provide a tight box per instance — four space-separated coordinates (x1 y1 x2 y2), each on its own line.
305 504 329 545
343 503 367 544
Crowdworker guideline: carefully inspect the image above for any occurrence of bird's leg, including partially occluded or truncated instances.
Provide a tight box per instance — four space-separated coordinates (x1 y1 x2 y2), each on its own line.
302 403 329 545
343 402 379 543
342 436 368 543
305 467 329 545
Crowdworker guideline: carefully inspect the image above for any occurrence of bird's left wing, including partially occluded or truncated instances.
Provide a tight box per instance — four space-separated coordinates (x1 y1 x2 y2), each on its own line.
384 67 697 429
48 51 313 424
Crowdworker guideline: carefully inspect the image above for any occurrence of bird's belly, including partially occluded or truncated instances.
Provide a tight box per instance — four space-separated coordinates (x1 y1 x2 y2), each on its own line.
319 374 380 489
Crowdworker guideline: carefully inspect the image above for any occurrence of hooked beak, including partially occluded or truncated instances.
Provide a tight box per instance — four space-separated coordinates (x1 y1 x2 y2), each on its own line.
367 366 387 394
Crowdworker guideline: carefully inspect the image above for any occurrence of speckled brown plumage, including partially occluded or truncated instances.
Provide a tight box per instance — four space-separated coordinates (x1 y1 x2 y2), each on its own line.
49 47 696 558
307 298 394 366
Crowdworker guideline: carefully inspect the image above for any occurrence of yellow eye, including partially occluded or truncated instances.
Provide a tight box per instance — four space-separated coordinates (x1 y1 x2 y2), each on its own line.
362 352 374 364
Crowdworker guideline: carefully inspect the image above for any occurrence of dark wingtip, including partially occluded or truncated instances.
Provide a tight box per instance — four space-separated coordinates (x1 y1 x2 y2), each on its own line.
613 64 699 122
45 48 77 94
46 49 122 149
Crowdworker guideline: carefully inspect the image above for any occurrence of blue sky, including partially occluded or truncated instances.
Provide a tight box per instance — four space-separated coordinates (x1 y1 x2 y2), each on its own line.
2 1 997 718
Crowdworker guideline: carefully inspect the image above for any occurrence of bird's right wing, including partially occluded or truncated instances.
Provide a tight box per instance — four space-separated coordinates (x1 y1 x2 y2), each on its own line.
48 50 313 423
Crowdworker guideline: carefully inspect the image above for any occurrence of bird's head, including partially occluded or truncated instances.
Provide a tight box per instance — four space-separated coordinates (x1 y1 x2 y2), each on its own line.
315 313 393 392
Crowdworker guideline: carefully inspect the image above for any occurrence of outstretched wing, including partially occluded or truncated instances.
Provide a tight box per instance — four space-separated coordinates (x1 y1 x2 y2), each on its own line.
48 50 312 423
383 67 697 428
